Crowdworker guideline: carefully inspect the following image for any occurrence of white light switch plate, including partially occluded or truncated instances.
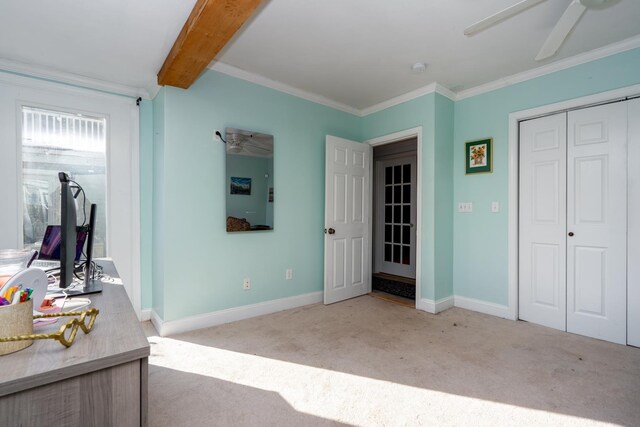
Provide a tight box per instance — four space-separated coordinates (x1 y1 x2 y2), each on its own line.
491 202 500 213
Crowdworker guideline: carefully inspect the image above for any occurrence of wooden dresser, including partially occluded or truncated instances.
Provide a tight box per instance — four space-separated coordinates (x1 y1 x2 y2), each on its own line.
0 260 150 426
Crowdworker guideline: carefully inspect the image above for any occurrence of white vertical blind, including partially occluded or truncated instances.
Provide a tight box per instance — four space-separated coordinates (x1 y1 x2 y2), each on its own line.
22 107 105 152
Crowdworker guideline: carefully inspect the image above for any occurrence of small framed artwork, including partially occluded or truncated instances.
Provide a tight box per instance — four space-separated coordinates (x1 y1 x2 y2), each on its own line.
230 177 251 195
465 138 492 174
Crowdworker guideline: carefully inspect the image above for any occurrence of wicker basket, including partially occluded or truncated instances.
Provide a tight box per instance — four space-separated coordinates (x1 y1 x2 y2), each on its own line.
0 299 33 355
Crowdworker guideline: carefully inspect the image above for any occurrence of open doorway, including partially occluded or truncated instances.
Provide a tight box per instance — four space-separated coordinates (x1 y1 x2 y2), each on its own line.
371 138 417 308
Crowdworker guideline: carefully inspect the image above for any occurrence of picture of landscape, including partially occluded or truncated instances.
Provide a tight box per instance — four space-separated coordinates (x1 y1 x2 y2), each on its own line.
230 177 251 195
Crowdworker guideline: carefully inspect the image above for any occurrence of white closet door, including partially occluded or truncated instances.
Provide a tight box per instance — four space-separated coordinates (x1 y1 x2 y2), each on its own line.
519 112 567 331
628 98 640 347
566 102 627 345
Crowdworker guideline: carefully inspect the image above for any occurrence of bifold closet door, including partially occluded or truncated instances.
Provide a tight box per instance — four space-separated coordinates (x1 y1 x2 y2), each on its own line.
519 112 567 331
566 102 627 345
628 98 640 347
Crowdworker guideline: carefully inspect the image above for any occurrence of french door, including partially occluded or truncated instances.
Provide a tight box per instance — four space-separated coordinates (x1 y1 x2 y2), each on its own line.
519 102 627 344
374 156 416 278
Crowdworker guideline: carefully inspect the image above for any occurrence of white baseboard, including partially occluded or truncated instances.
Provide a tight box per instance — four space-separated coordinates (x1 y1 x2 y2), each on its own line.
150 308 163 335
416 294 512 320
417 296 455 314
150 291 323 337
139 308 151 322
454 296 512 319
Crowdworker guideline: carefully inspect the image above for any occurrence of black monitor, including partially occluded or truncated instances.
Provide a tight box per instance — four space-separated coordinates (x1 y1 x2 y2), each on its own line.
83 203 98 290
58 172 76 289
56 173 102 296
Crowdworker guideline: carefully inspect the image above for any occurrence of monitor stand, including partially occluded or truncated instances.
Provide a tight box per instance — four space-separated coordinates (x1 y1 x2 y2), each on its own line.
61 279 103 297
47 278 103 298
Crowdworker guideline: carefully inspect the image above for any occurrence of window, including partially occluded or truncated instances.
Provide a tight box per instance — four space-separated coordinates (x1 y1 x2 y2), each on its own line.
21 106 107 257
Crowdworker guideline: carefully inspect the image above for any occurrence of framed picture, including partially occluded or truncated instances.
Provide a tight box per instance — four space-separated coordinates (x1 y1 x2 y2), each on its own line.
230 177 251 195
465 138 492 174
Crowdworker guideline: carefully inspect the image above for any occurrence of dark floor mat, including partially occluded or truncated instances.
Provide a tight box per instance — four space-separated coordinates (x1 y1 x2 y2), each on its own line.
372 275 415 299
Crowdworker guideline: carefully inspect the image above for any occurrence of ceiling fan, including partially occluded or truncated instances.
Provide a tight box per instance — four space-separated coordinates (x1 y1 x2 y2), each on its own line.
224 128 273 156
464 0 617 61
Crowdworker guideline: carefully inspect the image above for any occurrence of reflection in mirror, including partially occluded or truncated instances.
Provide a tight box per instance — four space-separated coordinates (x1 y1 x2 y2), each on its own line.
225 128 274 232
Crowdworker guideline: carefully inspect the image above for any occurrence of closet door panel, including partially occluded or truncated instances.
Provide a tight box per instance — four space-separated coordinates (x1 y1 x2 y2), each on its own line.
519 112 567 330
567 102 627 345
628 98 640 347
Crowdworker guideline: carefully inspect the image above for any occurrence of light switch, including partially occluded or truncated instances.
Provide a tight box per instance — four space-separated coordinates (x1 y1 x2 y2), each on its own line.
491 202 499 213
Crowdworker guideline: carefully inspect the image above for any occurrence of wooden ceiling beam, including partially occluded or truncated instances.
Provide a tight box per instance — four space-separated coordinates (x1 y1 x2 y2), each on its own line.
158 0 263 89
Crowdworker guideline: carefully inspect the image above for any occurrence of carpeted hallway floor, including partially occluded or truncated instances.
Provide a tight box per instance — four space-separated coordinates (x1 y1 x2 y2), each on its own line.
144 295 640 426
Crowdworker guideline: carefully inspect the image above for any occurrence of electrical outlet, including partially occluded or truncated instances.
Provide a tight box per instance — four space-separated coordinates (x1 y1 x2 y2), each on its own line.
286 269 293 280
243 278 251 290
213 130 222 141
458 202 473 213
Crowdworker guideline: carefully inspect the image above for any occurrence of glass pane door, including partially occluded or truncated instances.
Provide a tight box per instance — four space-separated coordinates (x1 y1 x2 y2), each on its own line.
375 155 416 278
21 106 107 257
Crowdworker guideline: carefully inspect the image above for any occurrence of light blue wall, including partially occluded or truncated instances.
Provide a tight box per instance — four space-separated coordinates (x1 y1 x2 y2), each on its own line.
153 69 360 321
453 47 640 305
433 95 454 300
144 47 640 319
361 93 454 301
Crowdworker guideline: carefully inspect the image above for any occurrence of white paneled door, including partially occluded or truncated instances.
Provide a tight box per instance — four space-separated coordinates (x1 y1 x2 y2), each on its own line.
519 102 628 345
324 136 371 304
566 103 627 344
519 112 567 331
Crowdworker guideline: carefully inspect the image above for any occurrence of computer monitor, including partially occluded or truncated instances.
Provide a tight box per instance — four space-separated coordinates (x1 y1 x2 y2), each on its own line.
38 226 87 261
84 203 97 288
58 172 77 289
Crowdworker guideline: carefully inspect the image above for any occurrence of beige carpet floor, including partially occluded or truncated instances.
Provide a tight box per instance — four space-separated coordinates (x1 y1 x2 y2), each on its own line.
144 295 640 426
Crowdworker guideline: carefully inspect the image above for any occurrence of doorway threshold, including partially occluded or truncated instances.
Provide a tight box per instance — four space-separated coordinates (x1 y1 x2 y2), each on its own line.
372 272 416 285
372 272 415 299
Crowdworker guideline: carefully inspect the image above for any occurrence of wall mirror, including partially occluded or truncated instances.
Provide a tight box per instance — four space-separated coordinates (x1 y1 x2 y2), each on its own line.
225 128 274 232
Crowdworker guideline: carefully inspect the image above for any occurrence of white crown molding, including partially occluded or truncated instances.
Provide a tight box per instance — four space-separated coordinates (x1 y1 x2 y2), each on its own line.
208 36 640 117
150 291 323 336
0 58 150 99
208 61 361 116
360 83 456 117
456 34 640 101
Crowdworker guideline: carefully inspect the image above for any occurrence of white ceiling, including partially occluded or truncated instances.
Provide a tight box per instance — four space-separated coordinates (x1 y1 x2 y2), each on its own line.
1 0 639 111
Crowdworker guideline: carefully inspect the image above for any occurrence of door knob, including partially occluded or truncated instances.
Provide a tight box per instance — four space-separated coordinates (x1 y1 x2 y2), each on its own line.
327 228 336 235
568 232 574 237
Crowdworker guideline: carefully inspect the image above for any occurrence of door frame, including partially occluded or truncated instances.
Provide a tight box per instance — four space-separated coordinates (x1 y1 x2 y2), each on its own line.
366 127 423 305
507 83 640 322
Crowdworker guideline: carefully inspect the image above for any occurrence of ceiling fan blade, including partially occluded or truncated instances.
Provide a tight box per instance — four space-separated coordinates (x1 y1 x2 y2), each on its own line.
535 0 586 61
464 0 546 35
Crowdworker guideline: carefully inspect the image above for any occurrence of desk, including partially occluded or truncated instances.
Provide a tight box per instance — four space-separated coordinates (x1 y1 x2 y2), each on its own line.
0 260 150 426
